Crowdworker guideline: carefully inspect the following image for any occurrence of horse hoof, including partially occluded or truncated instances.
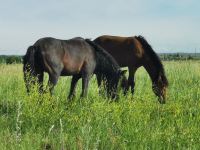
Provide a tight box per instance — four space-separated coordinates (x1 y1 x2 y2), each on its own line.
158 97 166 104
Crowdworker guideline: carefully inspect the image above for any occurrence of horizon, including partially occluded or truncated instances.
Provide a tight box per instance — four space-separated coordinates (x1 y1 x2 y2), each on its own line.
0 0 200 55
2 52 200 56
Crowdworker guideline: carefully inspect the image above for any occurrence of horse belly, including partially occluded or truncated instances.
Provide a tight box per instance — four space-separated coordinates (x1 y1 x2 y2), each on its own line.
61 58 84 76
99 44 142 67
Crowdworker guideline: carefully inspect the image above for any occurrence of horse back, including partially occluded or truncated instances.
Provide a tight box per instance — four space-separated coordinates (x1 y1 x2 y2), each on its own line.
34 37 96 76
94 35 144 67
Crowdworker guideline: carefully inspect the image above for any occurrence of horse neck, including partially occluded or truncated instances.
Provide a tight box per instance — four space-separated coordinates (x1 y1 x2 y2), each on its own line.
143 59 160 84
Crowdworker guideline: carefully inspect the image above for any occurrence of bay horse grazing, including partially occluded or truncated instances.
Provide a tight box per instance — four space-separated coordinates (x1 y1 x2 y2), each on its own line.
23 37 126 100
94 35 168 104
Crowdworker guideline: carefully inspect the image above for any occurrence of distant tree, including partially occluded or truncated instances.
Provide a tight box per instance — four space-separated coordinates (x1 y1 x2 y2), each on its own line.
187 55 193 60
6 56 16 64
0 55 23 64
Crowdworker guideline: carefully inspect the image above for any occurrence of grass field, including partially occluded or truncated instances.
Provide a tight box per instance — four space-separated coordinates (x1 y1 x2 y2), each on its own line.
0 61 200 149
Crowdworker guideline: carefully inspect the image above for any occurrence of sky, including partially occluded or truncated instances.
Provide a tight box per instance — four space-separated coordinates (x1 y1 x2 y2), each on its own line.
0 0 199 55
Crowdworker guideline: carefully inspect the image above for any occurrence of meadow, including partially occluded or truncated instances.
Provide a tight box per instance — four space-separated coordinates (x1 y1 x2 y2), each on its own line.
0 61 200 149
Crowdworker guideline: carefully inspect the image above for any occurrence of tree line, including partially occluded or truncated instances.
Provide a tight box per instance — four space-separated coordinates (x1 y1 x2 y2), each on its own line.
0 53 200 64
0 55 22 64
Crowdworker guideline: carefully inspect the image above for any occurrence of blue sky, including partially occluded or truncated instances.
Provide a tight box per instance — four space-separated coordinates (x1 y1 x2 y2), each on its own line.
0 0 199 54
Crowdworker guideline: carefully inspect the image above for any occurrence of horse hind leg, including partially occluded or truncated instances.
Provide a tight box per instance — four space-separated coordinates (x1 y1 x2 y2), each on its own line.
37 71 44 93
45 61 63 95
47 73 60 95
27 70 43 94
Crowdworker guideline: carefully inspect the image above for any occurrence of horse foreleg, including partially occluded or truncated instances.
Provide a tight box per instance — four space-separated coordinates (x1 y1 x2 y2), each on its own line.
68 75 80 100
81 74 89 98
128 67 137 94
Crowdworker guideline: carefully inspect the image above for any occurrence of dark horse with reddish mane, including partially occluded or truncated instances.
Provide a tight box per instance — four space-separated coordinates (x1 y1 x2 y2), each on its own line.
23 37 126 100
94 35 168 104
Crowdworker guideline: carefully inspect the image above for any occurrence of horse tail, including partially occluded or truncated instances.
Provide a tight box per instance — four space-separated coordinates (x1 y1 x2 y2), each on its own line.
135 36 168 86
23 45 38 74
23 45 39 92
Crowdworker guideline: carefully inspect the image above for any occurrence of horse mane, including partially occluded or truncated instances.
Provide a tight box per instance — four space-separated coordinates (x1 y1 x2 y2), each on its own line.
85 39 120 72
135 36 168 86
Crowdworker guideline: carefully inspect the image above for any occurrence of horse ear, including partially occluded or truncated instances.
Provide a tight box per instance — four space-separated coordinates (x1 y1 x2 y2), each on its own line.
119 70 127 75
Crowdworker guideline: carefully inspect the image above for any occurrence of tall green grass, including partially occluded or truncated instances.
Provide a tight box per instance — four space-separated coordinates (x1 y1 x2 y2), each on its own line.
0 61 200 149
